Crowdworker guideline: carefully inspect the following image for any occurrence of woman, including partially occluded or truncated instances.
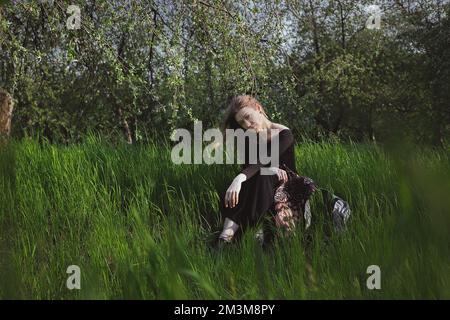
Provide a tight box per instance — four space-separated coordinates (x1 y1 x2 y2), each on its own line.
216 94 298 244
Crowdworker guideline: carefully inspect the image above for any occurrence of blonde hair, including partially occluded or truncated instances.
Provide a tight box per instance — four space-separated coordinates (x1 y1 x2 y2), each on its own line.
210 95 269 151
220 95 268 135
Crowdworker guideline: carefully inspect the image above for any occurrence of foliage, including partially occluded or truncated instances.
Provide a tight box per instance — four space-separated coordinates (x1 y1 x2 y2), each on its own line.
0 1 449 145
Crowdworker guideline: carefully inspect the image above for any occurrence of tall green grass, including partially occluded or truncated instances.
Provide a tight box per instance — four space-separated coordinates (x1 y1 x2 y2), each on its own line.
0 135 449 299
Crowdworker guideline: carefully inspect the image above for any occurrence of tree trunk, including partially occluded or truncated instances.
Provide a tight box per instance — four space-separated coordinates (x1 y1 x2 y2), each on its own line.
117 107 132 144
148 8 158 88
337 0 346 49
205 51 216 127
117 31 133 144
0 88 13 138
308 0 328 132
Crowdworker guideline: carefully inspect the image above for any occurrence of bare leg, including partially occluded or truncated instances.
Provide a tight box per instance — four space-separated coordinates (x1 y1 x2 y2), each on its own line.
219 217 240 242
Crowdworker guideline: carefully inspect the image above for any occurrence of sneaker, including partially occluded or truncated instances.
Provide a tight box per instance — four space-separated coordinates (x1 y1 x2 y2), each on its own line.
213 236 232 250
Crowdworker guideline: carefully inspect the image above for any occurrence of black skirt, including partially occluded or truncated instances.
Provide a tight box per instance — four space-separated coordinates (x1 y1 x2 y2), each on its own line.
219 173 280 230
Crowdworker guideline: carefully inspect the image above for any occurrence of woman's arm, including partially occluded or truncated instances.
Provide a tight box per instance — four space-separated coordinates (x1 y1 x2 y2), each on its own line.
224 173 247 208
224 129 294 208
240 129 294 179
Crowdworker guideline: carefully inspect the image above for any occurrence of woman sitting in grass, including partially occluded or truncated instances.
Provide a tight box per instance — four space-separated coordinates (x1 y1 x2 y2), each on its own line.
216 94 298 245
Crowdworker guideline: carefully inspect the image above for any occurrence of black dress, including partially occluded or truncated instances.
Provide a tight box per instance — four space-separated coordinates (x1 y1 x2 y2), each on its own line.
219 128 298 230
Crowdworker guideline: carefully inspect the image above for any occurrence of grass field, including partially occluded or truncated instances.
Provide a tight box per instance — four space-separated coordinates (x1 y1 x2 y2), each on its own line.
0 136 449 299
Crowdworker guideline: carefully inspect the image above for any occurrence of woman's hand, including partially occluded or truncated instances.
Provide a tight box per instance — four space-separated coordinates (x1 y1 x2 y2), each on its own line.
277 168 288 183
267 167 288 183
225 174 247 208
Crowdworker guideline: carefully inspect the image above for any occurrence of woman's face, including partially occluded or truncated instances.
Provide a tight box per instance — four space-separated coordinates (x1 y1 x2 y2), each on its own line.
234 106 265 132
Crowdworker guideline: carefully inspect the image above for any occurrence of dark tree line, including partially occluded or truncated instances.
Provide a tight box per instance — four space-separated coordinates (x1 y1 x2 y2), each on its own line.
0 0 449 145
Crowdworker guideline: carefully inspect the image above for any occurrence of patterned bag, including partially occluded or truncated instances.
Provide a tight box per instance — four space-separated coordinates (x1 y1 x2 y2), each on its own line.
273 164 351 233
273 164 317 232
